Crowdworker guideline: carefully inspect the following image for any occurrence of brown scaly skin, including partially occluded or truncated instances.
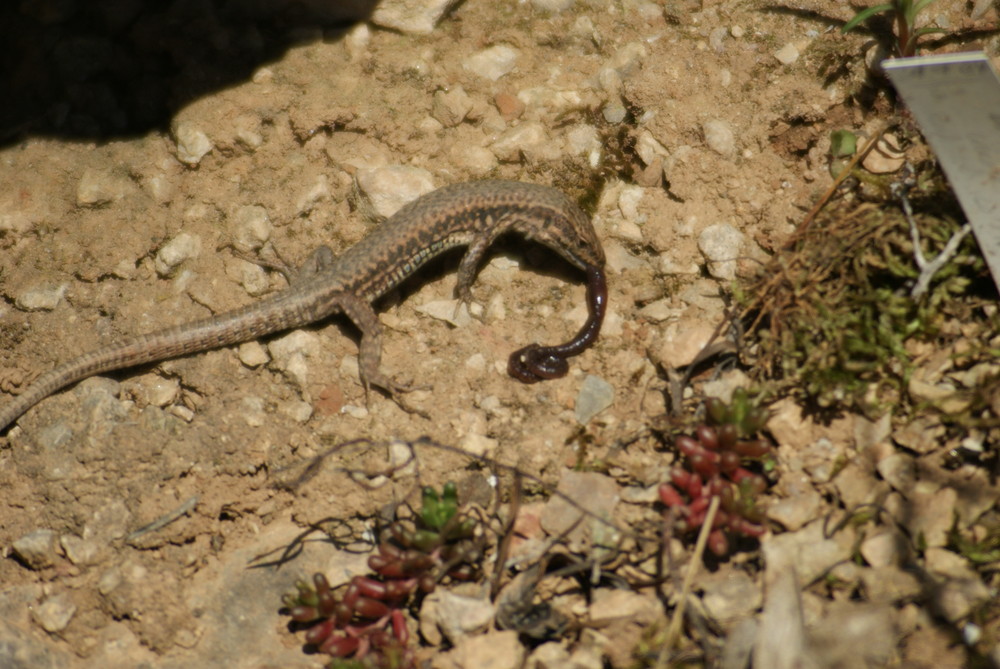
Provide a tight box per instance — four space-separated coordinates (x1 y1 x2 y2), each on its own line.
0 180 607 432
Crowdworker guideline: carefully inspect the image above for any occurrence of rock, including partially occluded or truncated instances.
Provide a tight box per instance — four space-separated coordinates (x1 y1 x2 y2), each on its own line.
371 0 461 34
806 602 897 668
720 618 757 669
574 375 614 424
766 482 822 531
754 566 807 669
901 485 956 548
494 92 525 120
862 133 905 174
602 98 628 124
565 124 601 166
698 223 744 279
701 369 751 404
126 376 180 408
234 259 270 297
832 460 887 508
267 330 322 391
700 570 762 627
925 547 991 621
154 232 201 277
238 342 270 368
490 121 557 163
762 518 854 584
859 527 911 568
440 629 524 669
774 43 799 65
635 129 669 166
531 0 574 10
617 185 644 222
432 86 474 127
60 534 102 566
658 251 700 275
702 119 736 157
588 589 658 627
798 437 846 484
541 471 620 554
415 299 472 327
12 529 60 570
449 143 498 175
32 592 77 633
607 41 648 76
458 431 497 458
0 209 35 236
464 45 520 81
230 205 271 253
295 174 332 216
876 452 916 493
421 587 495 645
649 320 717 369
76 168 130 206
637 298 674 322
859 566 922 604
325 132 394 173
355 165 436 221
709 27 729 52
15 284 67 312
526 642 572 668
172 121 213 166
240 396 267 427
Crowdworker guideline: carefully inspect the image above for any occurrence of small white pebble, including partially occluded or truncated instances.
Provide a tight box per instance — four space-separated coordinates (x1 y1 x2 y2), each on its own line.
774 43 800 65
465 353 486 372
282 400 314 423
169 405 195 422
490 122 553 163
355 166 436 221
15 284 67 312
241 396 267 428
0 211 34 235
463 45 519 81
702 119 736 157
575 375 615 425
231 205 272 253
602 99 628 124
172 122 213 166
32 593 76 633
268 331 321 391
698 223 745 280
154 233 202 277
342 404 369 419
239 341 270 368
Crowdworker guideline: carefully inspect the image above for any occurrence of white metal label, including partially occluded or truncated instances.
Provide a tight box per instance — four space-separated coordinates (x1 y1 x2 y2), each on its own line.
883 52 1000 291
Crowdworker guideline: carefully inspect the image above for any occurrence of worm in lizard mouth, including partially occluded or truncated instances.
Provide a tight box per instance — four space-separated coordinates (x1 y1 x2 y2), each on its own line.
507 264 607 383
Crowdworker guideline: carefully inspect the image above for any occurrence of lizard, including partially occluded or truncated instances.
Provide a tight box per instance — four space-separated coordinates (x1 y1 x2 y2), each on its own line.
0 180 607 433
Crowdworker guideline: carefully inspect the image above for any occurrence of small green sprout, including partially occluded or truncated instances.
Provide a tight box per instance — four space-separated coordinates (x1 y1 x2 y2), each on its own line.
842 0 946 58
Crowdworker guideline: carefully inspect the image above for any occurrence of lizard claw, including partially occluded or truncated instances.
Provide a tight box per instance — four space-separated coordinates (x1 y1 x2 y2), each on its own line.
363 376 431 418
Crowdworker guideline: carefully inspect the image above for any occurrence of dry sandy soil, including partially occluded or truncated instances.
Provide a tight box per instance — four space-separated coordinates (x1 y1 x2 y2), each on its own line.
1 0 998 667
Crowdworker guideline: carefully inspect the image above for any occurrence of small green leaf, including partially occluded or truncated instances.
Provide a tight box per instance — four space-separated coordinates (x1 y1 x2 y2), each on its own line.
830 130 858 158
842 3 894 33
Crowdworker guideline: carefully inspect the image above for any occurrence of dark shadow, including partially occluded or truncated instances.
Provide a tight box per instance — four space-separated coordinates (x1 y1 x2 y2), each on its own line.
0 0 380 145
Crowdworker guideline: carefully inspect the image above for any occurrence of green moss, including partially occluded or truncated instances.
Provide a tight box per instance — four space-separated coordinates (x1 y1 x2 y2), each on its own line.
741 167 993 418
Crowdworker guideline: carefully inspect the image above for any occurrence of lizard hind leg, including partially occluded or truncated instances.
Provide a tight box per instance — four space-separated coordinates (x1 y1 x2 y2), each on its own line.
338 292 430 418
